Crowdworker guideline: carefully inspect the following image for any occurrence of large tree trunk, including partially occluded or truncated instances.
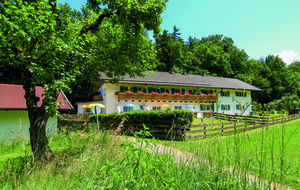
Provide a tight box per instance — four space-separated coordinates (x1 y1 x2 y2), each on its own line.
23 76 54 162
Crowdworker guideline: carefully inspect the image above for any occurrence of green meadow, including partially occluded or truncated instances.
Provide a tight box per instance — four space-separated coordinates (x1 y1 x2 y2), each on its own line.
162 119 300 189
0 119 299 189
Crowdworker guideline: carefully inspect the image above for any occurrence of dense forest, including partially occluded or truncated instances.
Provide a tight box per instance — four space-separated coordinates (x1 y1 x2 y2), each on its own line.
153 26 299 109
1 5 299 112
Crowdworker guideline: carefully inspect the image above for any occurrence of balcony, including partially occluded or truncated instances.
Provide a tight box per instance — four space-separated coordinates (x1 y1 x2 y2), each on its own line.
116 92 218 103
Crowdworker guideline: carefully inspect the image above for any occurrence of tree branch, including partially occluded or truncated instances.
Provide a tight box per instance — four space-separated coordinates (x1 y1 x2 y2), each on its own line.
79 12 115 36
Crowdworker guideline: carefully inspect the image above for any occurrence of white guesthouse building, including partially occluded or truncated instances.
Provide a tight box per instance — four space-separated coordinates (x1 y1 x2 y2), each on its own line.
98 71 262 117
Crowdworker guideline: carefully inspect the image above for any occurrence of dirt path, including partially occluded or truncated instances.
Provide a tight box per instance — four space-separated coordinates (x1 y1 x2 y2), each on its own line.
118 136 294 190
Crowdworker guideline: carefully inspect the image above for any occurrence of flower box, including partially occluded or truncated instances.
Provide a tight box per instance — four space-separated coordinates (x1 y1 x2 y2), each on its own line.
162 92 169 96
174 93 181 96
153 92 159 96
201 94 207 97
124 91 133 95
115 91 120 95
208 94 214 96
185 94 191 97
138 91 146 95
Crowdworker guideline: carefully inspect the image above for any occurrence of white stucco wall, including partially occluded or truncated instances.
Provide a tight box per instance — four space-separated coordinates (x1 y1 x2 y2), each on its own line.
216 90 252 116
0 110 57 142
101 83 253 116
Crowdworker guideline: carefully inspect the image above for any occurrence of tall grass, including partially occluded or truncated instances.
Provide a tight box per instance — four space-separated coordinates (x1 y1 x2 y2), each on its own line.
0 124 272 189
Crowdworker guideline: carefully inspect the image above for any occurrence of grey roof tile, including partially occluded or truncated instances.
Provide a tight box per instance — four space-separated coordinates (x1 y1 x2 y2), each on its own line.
100 71 262 91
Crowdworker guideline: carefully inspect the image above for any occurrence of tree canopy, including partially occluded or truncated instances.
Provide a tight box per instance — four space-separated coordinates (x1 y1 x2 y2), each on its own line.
0 0 168 160
153 28 299 105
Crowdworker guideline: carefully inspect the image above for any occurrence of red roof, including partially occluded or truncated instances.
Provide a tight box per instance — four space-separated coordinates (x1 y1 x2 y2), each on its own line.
0 84 73 110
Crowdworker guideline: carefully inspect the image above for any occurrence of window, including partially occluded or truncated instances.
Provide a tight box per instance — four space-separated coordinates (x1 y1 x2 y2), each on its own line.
236 104 245 110
171 88 175 94
120 86 128 92
161 88 165 93
201 90 212 95
221 91 230 97
123 107 134 112
200 104 214 111
221 104 230 110
236 91 247 97
132 86 138 93
140 105 144 110
148 87 157 93
174 106 182 110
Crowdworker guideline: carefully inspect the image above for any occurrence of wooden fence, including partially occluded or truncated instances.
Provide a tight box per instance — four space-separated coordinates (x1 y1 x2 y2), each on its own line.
186 114 300 140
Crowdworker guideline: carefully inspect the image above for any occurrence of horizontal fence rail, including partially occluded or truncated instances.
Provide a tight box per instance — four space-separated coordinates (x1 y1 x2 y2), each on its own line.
186 114 300 140
58 113 299 141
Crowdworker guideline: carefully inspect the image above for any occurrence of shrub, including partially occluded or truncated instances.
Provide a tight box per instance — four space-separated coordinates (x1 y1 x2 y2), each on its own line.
89 110 194 140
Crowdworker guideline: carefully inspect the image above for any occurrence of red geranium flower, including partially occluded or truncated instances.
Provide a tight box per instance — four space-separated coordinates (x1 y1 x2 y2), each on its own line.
138 91 145 95
185 94 191 97
162 92 169 96
125 91 133 95
174 93 181 96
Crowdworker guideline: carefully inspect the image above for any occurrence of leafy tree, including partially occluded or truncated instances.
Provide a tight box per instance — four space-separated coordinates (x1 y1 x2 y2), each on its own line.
154 27 185 72
288 61 300 72
0 0 168 161
266 94 299 114
288 61 300 96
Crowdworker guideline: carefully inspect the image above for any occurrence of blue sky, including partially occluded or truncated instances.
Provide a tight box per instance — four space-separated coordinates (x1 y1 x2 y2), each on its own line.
58 0 300 65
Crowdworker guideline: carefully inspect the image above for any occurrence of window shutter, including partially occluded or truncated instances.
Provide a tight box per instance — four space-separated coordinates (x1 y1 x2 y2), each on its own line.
211 104 214 111
182 88 185 94
228 104 230 110
200 105 204 111
120 86 124 92
221 105 224 110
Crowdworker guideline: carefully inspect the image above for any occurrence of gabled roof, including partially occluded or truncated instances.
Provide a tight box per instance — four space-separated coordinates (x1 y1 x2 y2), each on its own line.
100 71 262 91
0 84 73 110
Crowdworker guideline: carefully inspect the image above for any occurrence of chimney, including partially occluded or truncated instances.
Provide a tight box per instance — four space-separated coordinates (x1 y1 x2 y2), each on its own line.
171 68 175 74
183 69 187 76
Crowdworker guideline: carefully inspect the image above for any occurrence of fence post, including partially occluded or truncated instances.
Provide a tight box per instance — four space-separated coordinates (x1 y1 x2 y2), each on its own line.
221 124 224 136
203 125 206 138
244 117 247 132
234 122 236 134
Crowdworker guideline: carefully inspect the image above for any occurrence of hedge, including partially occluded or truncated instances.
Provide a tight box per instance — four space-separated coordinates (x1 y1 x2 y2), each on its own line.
89 109 194 140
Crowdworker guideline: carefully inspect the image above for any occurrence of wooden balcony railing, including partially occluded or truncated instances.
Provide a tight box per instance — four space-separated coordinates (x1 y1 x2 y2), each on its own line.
116 92 218 103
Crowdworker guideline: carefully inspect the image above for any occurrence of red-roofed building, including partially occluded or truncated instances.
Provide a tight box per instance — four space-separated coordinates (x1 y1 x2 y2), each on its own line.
0 84 73 141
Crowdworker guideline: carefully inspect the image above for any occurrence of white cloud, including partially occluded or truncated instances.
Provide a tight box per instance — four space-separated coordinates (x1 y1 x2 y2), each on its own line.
273 50 300 65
